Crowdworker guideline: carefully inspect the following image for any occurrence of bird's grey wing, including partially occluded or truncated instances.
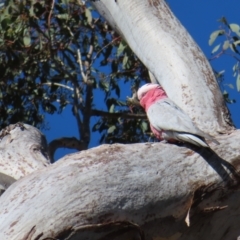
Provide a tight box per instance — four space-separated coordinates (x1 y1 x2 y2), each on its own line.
147 99 202 135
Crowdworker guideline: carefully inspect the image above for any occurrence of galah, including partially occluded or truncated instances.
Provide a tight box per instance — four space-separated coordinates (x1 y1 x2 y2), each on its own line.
137 83 219 147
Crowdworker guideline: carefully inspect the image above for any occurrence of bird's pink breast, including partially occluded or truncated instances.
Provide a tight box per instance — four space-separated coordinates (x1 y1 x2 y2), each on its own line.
140 87 167 111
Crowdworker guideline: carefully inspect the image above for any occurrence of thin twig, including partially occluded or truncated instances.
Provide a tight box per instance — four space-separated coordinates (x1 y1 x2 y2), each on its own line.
90 109 146 119
73 85 83 139
91 36 121 66
48 0 55 52
77 48 87 83
48 137 86 162
52 57 76 83
43 82 74 91
66 26 74 37
209 50 224 61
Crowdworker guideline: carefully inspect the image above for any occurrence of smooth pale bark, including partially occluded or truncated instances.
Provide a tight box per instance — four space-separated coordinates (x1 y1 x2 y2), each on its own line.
91 0 233 135
0 123 50 181
0 131 240 239
0 123 51 210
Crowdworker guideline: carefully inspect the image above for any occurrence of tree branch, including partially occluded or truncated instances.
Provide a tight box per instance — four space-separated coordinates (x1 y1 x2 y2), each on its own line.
90 109 146 119
80 39 95 147
1 129 240 239
77 48 88 83
48 137 86 163
48 0 55 56
73 85 83 140
43 82 74 91
90 36 121 66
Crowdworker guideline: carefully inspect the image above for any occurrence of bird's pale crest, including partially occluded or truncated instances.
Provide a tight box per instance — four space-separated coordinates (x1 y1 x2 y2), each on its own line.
137 83 160 100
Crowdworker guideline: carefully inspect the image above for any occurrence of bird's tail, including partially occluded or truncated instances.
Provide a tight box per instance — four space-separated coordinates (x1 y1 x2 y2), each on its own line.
176 133 209 147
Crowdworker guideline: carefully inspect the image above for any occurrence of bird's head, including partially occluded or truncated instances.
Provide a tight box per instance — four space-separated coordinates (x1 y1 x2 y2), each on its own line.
137 83 166 100
137 83 167 110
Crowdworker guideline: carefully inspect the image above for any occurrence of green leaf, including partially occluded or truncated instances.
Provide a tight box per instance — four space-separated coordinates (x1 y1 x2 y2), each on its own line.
33 89 39 95
92 122 101 132
211 44 221 54
1 18 11 30
14 23 23 33
107 125 116 134
233 62 239 72
230 43 237 53
215 70 225 79
237 74 240 92
99 80 109 92
56 13 69 20
229 23 240 37
111 60 118 73
85 8 92 26
218 70 225 76
208 30 224 46
116 100 126 106
29 4 35 17
109 104 114 113
233 40 240 46
117 42 127 56
141 121 148 133
122 55 128 69
222 40 229 50
106 98 115 110
23 28 31 47
115 84 120 98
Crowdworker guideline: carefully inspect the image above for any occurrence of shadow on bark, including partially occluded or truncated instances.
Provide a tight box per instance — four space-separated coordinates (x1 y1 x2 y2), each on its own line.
193 147 240 186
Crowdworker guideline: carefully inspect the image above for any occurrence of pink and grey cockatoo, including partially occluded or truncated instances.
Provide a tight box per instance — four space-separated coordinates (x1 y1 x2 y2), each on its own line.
137 83 219 147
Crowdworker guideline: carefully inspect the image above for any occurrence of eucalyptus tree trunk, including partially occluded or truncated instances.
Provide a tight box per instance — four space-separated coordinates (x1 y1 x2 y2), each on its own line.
92 0 233 135
0 0 239 240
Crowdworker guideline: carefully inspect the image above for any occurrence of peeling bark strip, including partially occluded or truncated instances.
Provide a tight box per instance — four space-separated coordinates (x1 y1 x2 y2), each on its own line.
21 226 36 240
91 0 233 134
0 130 240 239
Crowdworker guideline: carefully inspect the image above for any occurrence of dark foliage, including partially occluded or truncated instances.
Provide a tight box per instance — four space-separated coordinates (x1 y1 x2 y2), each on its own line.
0 0 153 145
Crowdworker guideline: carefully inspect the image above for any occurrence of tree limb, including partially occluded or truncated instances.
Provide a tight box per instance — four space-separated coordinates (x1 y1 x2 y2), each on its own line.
48 137 86 163
90 109 146 119
1 129 240 239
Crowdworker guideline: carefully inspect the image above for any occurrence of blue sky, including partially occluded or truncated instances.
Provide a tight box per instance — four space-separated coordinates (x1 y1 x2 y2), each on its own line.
168 0 240 126
43 1 240 160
